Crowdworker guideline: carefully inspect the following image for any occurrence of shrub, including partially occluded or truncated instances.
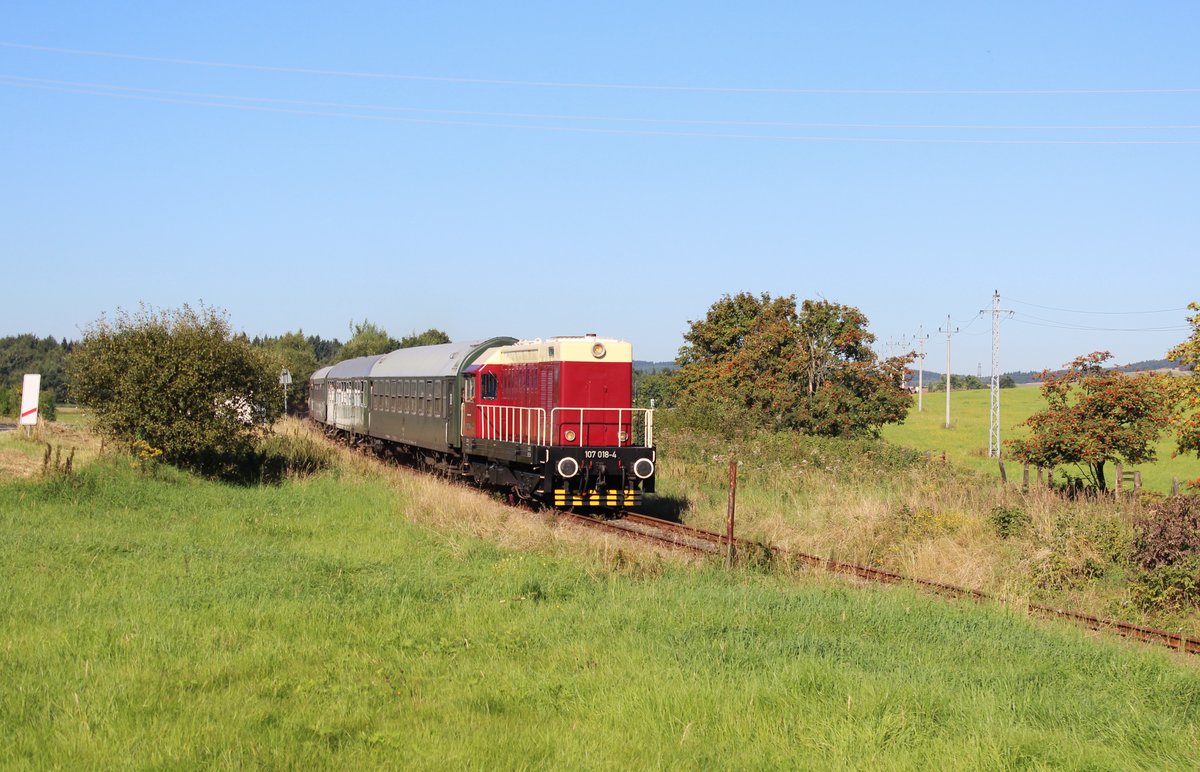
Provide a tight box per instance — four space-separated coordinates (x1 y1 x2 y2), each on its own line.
1132 496 1200 570
988 506 1030 539
1129 497 1200 610
1130 556 1200 611
69 304 281 480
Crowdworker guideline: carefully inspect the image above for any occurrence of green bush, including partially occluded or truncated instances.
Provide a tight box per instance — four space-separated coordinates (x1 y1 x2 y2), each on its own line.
1130 556 1200 611
69 304 281 480
988 506 1030 539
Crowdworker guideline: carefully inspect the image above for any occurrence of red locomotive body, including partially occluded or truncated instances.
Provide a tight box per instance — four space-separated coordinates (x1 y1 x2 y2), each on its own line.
461 335 654 508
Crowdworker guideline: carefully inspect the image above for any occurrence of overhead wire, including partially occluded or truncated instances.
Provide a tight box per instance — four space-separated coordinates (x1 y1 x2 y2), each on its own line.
5 40 1200 95
1009 312 1187 332
6 76 1199 145
5 74 1200 132
1006 297 1190 315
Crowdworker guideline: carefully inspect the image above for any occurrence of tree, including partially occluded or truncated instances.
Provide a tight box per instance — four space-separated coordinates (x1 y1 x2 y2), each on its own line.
675 292 912 437
1167 302 1200 458
340 320 401 360
633 369 677 409
1008 352 1172 491
69 304 280 475
0 334 72 399
398 328 451 348
258 331 319 415
927 374 986 392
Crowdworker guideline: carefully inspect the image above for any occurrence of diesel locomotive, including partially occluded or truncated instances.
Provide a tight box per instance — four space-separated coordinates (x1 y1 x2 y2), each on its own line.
308 334 656 509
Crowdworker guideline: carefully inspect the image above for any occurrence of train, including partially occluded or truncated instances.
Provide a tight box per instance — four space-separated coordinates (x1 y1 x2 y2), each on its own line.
308 334 656 509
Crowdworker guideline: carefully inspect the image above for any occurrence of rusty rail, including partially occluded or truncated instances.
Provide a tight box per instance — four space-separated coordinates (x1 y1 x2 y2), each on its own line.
563 510 1200 656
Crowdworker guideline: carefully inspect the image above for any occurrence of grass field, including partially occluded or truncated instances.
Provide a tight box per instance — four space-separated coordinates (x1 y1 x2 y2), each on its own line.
880 386 1200 493
3 450 1199 767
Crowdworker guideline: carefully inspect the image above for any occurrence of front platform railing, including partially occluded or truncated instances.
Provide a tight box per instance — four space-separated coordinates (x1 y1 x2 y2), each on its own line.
471 405 654 447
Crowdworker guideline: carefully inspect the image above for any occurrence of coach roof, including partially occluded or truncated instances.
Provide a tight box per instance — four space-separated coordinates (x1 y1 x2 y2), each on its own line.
325 355 384 381
369 338 516 380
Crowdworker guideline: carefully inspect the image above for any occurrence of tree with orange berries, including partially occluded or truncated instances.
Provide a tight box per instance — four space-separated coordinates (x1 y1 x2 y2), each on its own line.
1008 352 1172 491
1167 302 1200 461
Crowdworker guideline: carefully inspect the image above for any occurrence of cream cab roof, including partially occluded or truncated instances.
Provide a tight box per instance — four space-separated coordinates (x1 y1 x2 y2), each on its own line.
484 335 632 366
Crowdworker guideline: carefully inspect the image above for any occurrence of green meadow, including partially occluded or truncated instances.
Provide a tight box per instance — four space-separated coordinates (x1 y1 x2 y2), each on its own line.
882 386 1200 493
3 450 1200 768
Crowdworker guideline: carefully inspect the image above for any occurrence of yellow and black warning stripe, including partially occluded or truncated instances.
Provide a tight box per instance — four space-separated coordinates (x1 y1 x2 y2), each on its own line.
553 489 640 508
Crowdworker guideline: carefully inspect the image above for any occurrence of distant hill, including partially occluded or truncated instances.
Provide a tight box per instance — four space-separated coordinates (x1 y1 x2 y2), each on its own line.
633 360 677 372
1004 359 1190 384
639 359 1191 381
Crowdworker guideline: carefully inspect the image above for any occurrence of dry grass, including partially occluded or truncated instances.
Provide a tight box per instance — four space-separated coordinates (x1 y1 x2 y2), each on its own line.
283 418 705 574
652 428 1199 633
0 420 105 480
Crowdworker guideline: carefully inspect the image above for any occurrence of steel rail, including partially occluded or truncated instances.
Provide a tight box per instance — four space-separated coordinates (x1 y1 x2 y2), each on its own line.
321 429 1200 656
586 510 1200 656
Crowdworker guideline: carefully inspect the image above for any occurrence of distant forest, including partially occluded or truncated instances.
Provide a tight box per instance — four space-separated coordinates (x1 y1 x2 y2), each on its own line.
0 332 1188 408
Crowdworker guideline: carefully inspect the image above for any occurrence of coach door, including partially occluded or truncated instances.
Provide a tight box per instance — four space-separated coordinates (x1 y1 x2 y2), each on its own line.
461 373 477 438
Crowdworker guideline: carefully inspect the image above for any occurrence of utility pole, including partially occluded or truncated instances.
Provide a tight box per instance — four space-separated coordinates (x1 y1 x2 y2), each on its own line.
981 290 1014 458
939 315 959 429
914 326 928 412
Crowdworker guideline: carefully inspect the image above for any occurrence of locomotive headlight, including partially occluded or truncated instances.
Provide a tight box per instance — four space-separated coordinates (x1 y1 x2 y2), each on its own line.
591 342 606 358
564 429 577 442
632 458 655 480
557 457 580 479
618 430 629 442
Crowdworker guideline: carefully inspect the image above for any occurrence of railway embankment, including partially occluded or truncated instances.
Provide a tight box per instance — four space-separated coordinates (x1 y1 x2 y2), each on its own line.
2 422 1199 766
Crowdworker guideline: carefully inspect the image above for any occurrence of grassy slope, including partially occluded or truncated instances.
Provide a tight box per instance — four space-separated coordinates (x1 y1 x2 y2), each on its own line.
3 458 1199 768
881 387 1200 493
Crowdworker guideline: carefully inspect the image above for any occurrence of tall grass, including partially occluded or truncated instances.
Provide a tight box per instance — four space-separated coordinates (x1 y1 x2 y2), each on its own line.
2 456 1198 767
653 416 1200 635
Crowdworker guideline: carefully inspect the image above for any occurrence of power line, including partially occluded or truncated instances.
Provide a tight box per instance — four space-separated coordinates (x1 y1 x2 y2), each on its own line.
1007 297 1189 315
9 77 1200 145
6 74 1200 132
4 40 1200 95
1010 312 1188 332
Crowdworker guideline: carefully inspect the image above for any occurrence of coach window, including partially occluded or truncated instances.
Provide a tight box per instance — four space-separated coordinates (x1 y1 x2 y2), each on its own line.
482 372 497 401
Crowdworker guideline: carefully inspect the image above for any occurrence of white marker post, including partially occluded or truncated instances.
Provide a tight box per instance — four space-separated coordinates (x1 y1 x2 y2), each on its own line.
280 368 292 415
19 373 41 436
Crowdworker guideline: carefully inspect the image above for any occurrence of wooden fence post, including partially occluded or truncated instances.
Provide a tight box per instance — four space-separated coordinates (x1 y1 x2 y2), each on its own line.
726 460 737 568
1134 471 1142 493
1173 477 1180 497
1115 464 1124 495
1022 462 1030 491
998 460 1007 483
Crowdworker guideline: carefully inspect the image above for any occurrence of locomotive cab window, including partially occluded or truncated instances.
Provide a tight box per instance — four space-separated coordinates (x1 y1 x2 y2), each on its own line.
481 372 498 401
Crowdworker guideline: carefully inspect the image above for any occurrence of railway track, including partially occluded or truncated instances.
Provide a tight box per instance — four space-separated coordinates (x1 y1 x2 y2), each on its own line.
331 430 1200 656
558 509 1200 656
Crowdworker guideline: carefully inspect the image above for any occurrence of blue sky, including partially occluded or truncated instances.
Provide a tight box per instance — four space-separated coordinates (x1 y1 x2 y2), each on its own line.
2 2 1197 373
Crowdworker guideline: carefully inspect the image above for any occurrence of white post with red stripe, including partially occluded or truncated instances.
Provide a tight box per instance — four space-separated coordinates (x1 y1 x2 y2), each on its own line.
19 374 41 434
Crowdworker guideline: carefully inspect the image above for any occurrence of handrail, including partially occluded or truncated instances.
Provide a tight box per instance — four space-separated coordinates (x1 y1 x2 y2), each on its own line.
469 405 656 447
476 405 548 445
550 407 654 448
